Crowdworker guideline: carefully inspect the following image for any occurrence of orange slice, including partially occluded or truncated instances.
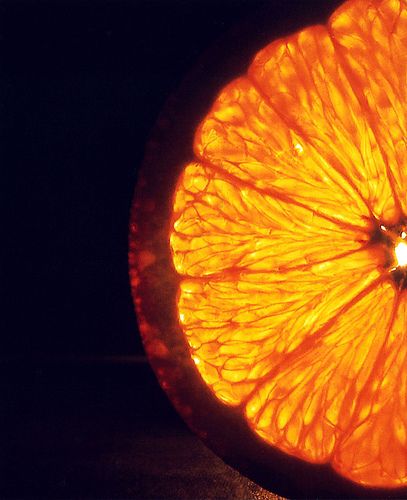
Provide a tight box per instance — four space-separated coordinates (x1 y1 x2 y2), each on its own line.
170 0 407 488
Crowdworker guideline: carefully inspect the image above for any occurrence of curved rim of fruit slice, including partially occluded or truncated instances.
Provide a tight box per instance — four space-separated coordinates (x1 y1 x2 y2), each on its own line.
129 0 407 497
130 143 407 500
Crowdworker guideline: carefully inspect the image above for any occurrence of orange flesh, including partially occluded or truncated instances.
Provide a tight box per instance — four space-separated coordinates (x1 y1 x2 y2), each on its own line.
170 0 407 488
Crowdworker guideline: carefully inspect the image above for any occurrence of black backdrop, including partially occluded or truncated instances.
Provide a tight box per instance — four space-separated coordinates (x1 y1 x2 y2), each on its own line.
1 0 343 498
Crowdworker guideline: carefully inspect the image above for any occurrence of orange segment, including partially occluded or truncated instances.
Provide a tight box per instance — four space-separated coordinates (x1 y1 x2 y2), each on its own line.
333 294 407 487
248 22 400 222
245 281 395 463
194 78 371 228
171 162 369 278
177 250 382 406
330 0 407 219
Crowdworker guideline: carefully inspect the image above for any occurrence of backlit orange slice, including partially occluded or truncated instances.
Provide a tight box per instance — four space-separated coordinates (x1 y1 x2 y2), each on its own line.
170 0 407 488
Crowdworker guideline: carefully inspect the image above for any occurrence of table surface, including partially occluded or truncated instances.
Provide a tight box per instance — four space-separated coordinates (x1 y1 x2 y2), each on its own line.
0 359 282 499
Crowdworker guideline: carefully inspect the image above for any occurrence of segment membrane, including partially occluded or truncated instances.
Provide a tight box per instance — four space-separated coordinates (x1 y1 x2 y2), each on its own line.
177 251 382 405
245 282 395 464
171 162 369 278
248 21 402 221
330 0 407 218
194 77 371 228
333 294 407 487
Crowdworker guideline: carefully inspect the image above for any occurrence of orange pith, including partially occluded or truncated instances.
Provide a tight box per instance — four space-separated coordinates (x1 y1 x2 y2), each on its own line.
169 0 407 489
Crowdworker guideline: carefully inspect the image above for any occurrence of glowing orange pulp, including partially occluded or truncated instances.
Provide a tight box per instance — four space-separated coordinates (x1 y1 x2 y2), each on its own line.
170 0 407 488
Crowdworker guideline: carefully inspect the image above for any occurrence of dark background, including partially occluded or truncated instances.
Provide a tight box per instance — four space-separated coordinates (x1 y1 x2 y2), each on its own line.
1 0 341 497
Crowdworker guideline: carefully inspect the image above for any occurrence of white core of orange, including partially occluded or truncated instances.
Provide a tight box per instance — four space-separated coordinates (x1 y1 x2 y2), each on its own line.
395 241 407 267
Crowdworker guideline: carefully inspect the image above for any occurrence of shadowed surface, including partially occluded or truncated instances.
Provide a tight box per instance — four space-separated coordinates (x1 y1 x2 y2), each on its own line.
0 360 281 499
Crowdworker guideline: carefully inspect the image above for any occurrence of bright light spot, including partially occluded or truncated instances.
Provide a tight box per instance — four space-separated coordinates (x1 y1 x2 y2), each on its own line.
192 356 200 365
380 224 387 231
179 312 185 323
395 241 407 266
294 143 304 154
402 231 406 239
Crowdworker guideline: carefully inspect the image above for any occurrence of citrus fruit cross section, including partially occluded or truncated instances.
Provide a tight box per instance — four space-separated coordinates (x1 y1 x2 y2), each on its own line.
169 0 407 489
